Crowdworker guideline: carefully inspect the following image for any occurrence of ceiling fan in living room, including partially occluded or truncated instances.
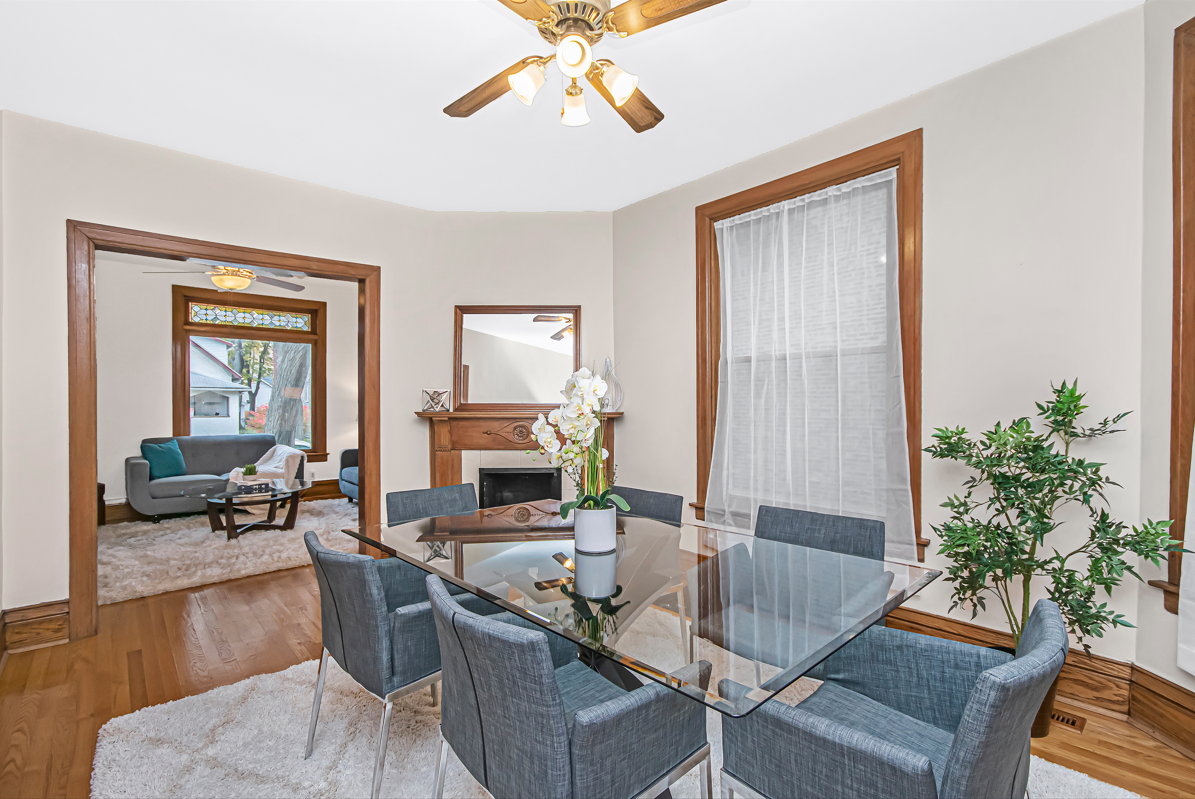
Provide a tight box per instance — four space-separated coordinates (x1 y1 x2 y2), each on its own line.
533 313 574 340
142 258 307 292
444 0 726 132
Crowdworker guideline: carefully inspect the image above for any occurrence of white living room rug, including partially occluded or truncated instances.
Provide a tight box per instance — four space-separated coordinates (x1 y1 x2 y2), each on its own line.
97 498 360 604
92 656 1142 799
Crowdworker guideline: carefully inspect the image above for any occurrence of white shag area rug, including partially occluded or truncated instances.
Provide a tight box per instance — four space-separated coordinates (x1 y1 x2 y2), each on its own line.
98 499 359 604
92 617 1143 799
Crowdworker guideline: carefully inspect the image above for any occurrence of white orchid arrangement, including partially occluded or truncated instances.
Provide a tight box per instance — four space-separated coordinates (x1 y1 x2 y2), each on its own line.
530 366 628 519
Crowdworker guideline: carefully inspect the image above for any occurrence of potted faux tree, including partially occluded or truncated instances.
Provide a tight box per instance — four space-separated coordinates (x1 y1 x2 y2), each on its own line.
925 381 1182 735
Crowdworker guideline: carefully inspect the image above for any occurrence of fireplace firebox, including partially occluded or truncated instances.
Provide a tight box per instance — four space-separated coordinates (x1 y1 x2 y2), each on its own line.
478 467 562 509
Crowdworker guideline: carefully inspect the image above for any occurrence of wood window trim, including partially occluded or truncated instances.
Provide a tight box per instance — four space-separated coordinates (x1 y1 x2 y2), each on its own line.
1155 17 1195 613
67 220 382 640
693 130 927 560
172 285 329 462
452 304 582 413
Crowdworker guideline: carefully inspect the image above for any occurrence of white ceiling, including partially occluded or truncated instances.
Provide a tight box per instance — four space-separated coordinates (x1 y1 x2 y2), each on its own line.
0 0 1140 212
463 312 575 354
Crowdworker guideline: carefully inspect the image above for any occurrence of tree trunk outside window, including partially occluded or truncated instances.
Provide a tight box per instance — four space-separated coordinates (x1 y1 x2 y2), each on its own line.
265 342 309 447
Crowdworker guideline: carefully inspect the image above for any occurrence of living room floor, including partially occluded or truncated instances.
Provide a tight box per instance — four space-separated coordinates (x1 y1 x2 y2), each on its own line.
0 565 1192 799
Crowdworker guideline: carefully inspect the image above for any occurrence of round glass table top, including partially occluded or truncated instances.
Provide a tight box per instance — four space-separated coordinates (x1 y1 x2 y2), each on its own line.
182 478 310 502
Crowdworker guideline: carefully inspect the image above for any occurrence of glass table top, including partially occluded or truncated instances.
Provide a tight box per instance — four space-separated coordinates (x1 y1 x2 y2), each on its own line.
344 499 939 717
183 478 309 502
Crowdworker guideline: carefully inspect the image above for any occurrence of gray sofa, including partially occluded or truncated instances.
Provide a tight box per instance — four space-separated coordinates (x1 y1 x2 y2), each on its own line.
125 434 304 519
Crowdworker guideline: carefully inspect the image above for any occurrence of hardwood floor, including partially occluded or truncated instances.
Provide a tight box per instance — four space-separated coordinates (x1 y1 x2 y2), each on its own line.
0 567 321 799
1 564 1193 798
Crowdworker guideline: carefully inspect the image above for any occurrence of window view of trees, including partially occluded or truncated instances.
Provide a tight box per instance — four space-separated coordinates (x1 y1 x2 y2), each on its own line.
188 336 312 449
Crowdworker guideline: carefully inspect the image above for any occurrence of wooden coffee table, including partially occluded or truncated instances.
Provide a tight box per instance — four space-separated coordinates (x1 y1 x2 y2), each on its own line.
185 479 310 540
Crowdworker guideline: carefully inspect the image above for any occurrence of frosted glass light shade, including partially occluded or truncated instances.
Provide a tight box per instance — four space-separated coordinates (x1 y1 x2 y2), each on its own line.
508 62 545 106
211 274 252 291
561 89 590 127
601 64 638 106
556 34 592 78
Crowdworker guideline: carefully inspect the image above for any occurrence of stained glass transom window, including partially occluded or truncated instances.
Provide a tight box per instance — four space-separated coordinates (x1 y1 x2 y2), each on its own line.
189 302 311 331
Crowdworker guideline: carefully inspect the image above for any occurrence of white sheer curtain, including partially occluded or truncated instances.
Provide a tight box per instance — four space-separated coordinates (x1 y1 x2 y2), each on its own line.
705 167 917 561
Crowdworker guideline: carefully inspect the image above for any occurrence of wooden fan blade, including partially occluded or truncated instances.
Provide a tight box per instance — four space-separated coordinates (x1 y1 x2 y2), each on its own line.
585 67 664 133
550 325 571 341
606 0 726 35
494 0 555 22
533 314 569 322
444 57 541 118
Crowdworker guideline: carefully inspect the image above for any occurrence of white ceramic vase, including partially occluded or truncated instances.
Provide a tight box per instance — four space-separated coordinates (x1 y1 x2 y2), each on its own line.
573 551 618 598
573 506 617 553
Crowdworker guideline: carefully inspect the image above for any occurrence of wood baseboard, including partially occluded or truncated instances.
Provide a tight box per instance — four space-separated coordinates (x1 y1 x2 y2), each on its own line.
101 479 347 525
0 600 70 654
1129 665 1195 759
886 606 1131 715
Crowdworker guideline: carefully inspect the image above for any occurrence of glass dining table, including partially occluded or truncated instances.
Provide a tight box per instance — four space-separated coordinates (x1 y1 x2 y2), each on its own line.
343 499 939 718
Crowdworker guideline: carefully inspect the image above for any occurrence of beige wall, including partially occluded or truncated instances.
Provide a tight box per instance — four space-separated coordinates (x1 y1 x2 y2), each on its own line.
94 258 361 499
0 110 614 609
460 328 574 405
612 7 1172 676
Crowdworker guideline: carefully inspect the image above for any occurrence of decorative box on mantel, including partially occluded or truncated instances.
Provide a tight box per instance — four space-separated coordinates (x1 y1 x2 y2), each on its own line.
414 410 623 488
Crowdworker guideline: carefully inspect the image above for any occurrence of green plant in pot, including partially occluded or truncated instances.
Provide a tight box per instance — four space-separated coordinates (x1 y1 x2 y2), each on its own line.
243 463 257 477
925 381 1183 735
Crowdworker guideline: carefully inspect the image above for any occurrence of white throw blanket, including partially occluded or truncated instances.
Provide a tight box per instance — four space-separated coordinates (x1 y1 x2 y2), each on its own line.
229 444 304 483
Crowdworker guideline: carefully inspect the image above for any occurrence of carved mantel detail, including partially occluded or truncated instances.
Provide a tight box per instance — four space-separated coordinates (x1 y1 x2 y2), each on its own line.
415 410 623 489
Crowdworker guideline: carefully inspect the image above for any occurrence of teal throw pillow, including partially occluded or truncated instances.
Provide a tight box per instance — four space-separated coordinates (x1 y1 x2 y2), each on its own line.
141 440 188 480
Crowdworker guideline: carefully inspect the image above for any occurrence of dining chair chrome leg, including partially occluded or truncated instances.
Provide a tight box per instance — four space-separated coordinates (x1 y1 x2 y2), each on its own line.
432 732 450 799
304 648 329 759
370 700 394 799
701 751 713 799
430 681 439 707
676 586 691 665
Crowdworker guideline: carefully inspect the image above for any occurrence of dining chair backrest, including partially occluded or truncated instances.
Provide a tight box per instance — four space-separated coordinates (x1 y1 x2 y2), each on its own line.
304 531 392 698
614 486 685 526
426 575 572 799
755 505 886 561
940 599 1068 799
386 483 478 526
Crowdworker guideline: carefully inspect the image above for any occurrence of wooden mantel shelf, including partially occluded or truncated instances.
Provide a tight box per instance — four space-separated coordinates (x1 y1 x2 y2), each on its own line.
416 411 624 419
415 410 624 488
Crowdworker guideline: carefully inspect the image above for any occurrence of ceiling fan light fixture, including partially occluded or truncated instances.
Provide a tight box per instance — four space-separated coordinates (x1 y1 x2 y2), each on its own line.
601 63 638 107
556 34 592 78
561 82 590 127
211 273 253 291
508 61 546 106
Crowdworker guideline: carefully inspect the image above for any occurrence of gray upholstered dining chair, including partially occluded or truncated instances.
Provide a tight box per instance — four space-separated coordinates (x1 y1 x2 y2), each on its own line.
615 486 685 526
426 574 715 799
717 598 1068 799
386 482 478 525
304 532 482 799
754 505 886 561
387 483 478 561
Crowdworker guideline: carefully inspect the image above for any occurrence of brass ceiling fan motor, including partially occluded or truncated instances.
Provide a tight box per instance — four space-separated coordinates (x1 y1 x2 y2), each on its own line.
444 0 726 133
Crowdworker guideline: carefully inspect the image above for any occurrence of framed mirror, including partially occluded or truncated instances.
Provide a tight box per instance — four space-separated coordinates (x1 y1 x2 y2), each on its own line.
454 305 581 411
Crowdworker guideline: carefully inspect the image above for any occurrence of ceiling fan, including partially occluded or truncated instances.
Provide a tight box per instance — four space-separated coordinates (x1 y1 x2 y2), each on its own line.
534 313 574 340
444 0 726 133
142 258 307 292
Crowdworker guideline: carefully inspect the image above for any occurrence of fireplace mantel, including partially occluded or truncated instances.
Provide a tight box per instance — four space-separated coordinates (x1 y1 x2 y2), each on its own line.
415 410 623 488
